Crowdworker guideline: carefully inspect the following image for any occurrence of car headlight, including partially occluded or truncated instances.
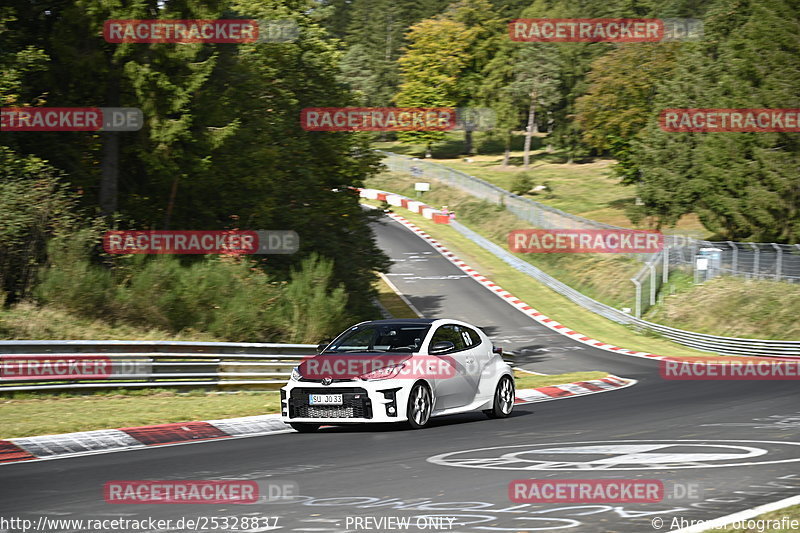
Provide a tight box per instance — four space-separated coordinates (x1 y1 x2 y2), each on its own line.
290 366 301 381
359 363 406 381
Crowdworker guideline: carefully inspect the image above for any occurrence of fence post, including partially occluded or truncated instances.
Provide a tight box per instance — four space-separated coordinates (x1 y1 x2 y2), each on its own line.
727 241 737 275
772 243 782 281
750 243 760 280
649 263 657 306
663 248 669 284
631 278 642 318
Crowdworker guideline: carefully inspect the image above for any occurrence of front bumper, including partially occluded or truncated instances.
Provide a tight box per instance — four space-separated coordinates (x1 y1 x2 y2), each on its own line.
281 380 412 424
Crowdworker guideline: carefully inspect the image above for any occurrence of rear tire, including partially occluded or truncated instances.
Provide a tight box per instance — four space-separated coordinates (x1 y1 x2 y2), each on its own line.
406 382 432 429
290 422 321 433
484 375 515 419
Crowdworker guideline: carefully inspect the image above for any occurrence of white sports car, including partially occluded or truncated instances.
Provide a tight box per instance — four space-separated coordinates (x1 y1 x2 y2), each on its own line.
280 318 514 431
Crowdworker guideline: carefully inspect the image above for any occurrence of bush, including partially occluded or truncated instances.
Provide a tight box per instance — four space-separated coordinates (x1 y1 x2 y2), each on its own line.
0 147 82 303
510 172 535 195
34 235 351 342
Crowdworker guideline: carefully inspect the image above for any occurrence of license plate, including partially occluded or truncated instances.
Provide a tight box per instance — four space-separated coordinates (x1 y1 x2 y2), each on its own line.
309 394 343 405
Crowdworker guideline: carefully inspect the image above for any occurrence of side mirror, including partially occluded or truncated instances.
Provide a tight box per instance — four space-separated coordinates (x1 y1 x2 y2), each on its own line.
316 340 332 354
430 341 455 355
492 346 503 356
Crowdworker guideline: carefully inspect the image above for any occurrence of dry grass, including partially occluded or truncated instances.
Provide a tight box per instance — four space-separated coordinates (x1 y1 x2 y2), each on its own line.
513 370 609 389
646 277 800 340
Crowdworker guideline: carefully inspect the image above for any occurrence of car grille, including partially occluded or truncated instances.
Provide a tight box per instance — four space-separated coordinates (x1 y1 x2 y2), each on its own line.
298 377 353 383
289 387 372 419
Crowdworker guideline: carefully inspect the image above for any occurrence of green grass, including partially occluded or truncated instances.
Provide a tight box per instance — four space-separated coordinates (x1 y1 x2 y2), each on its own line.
0 370 618 438
514 370 609 389
704 505 800 532
373 275 420 319
0 302 220 341
365 197 713 358
0 389 282 439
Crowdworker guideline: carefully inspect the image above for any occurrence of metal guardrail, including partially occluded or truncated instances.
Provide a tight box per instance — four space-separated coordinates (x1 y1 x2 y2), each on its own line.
379 150 800 282
0 341 316 393
450 222 800 358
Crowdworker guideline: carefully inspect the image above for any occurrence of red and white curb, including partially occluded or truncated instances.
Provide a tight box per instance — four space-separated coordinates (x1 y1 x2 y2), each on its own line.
382 209 669 363
0 376 633 465
0 415 293 465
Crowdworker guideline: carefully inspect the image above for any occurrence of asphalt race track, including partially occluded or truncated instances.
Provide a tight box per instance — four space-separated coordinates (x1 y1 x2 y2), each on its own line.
1 213 798 533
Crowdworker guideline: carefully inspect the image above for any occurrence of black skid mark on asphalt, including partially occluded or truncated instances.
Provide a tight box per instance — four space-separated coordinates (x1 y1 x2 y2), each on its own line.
406 294 445 316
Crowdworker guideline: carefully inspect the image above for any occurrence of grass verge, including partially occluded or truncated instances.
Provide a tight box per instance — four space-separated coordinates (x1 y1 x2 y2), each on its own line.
373 275 420 319
0 370 616 438
513 370 609 389
0 389 282 439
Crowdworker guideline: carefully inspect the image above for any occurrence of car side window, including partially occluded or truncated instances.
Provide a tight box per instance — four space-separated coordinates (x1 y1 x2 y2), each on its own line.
459 326 483 348
430 325 466 353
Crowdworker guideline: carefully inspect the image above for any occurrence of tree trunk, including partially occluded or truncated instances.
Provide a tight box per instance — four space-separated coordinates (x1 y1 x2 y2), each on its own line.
163 176 180 230
502 131 511 166
99 132 119 216
523 86 537 169
464 127 473 155
99 70 120 217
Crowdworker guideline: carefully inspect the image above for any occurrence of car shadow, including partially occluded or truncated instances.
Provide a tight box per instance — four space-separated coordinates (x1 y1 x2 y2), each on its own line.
317 409 534 433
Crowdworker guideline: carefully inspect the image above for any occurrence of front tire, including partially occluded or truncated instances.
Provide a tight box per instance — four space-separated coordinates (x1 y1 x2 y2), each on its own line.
406 382 433 429
290 422 321 433
484 375 515 419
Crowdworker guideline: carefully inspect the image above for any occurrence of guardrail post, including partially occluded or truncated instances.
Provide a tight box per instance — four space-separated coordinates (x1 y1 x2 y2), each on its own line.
772 243 782 281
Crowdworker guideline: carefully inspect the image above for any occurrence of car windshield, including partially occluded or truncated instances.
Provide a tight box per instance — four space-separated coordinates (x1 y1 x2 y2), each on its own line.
323 324 432 353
